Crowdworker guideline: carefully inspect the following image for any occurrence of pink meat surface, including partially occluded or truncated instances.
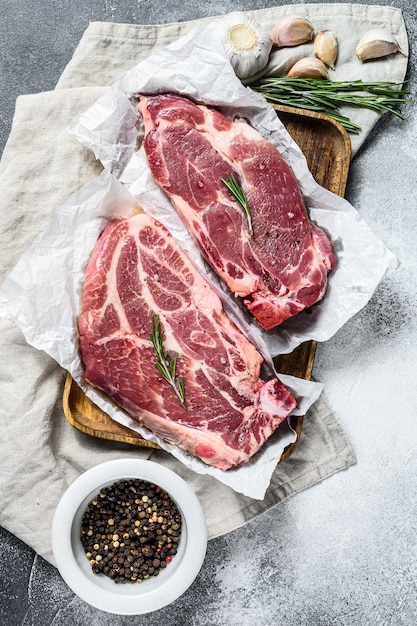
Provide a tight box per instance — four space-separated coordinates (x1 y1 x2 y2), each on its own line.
78 213 296 470
138 93 337 330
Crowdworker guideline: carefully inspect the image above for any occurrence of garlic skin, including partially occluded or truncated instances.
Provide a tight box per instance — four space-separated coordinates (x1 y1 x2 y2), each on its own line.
217 12 272 80
287 57 329 79
271 15 314 48
314 29 338 70
356 29 404 62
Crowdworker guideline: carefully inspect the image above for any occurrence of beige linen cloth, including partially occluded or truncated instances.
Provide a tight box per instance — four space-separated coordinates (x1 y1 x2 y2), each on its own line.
0 4 408 565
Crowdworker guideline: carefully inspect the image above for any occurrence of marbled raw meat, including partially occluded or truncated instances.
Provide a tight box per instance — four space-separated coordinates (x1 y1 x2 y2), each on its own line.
138 93 336 330
78 213 296 470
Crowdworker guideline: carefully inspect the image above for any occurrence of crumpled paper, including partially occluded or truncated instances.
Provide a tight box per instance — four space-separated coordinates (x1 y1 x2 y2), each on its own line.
70 19 398 355
0 170 322 499
0 18 399 499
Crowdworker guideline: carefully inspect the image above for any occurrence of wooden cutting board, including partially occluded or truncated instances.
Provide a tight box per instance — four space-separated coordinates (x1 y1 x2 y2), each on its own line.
63 105 351 462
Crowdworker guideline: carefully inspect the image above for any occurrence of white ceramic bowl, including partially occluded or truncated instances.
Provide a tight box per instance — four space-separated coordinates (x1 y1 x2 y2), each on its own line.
52 458 207 614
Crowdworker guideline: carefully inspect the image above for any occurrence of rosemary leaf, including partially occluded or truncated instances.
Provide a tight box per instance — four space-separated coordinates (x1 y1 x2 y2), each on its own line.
150 315 186 409
221 173 253 235
253 77 410 133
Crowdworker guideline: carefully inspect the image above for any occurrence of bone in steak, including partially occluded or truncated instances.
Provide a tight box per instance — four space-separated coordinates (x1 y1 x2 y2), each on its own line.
138 93 337 330
78 213 296 470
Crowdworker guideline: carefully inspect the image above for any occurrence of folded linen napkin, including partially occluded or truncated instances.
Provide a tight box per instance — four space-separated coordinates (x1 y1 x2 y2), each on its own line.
0 3 407 565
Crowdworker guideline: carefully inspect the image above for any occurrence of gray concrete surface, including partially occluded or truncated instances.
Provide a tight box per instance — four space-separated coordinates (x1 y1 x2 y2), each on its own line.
1 1 416 625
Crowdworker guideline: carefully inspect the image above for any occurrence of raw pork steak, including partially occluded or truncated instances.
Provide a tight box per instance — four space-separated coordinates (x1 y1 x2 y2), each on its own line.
78 213 296 470
138 93 337 330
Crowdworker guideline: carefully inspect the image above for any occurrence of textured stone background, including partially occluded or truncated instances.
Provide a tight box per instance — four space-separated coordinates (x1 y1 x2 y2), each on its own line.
1 1 416 625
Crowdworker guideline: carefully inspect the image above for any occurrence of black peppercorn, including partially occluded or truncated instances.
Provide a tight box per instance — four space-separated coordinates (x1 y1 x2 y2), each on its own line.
80 478 182 584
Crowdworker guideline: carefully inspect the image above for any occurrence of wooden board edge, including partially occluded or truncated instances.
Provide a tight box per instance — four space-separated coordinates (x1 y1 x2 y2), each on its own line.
62 372 161 449
274 103 352 197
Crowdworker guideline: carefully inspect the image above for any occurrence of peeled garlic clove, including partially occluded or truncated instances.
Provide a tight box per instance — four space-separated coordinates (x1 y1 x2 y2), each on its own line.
356 29 404 62
217 11 272 80
287 57 329 79
271 15 314 48
314 29 338 70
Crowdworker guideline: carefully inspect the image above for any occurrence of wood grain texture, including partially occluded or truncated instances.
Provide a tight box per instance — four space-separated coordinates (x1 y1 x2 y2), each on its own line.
63 105 351 462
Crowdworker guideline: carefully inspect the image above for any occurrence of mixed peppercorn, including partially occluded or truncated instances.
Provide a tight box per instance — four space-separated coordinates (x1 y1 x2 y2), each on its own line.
80 478 182 584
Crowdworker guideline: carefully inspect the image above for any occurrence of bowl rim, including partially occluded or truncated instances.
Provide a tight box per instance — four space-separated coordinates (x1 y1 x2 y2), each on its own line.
51 458 207 615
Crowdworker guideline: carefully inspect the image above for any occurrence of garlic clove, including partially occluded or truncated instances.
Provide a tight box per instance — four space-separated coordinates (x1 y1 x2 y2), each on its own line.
287 57 329 79
217 12 272 80
314 29 338 70
271 15 314 48
356 29 405 62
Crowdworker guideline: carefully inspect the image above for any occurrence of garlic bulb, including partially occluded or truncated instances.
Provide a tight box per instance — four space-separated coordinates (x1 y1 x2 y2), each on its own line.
217 12 272 80
287 57 329 79
314 29 338 70
271 15 314 48
356 29 404 62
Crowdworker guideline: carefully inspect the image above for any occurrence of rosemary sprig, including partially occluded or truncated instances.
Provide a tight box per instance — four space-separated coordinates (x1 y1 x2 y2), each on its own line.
150 315 186 409
221 172 253 235
253 78 410 134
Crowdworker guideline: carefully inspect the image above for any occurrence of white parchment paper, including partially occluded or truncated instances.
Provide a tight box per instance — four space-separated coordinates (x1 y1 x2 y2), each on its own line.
69 19 398 356
0 170 323 499
0 19 398 499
